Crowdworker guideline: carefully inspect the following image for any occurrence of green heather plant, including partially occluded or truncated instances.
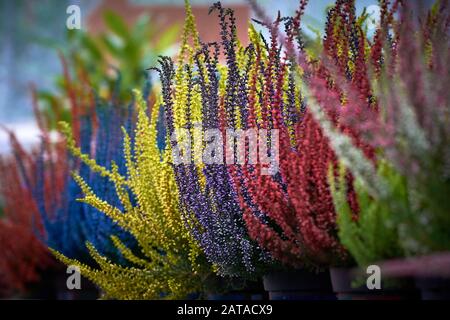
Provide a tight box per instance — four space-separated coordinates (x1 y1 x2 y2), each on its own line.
328 162 405 267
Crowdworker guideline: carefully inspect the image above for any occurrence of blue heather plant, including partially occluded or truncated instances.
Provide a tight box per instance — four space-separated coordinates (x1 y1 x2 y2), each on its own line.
19 82 144 264
46 106 134 262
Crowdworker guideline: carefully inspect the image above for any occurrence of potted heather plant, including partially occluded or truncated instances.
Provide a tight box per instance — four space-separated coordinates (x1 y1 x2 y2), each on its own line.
53 89 213 299
152 2 274 299
2 53 153 297
227 0 376 300
5 81 138 299
0 149 54 298
310 0 418 300
309 0 449 300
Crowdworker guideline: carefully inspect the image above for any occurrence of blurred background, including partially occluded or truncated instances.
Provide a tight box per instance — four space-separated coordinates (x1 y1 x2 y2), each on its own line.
0 0 385 154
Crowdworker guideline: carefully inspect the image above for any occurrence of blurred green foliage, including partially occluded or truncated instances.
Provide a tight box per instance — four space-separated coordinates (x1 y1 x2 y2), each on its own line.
329 163 405 267
38 11 180 129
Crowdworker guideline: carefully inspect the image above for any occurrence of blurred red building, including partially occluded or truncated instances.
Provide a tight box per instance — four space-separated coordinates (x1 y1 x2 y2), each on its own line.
87 0 250 46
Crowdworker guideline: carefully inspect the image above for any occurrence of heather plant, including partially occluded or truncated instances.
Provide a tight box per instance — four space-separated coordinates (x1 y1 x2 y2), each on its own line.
300 0 404 268
34 93 136 263
2 73 138 268
0 141 53 296
52 90 211 299
227 0 389 269
150 1 279 281
309 0 450 265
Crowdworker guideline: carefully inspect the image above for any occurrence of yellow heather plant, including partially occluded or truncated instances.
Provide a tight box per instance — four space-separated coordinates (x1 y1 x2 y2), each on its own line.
52 90 211 299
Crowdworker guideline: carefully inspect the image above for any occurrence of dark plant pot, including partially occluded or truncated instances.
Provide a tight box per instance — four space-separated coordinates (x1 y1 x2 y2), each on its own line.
415 277 450 300
330 267 419 300
205 275 266 300
55 276 99 300
207 291 264 300
25 267 99 300
263 270 335 300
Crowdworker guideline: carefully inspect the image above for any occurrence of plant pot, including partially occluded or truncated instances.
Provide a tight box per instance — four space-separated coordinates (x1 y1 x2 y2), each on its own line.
207 291 264 300
263 270 335 300
53 272 99 300
415 277 450 300
24 267 98 300
330 267 419 300
205 277 266 300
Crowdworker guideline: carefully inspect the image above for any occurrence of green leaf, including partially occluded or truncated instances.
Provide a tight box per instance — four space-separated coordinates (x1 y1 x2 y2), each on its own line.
101 34 123 58
80 34 103 62
104 10 130 39
154 23 181 52
132 14 153 41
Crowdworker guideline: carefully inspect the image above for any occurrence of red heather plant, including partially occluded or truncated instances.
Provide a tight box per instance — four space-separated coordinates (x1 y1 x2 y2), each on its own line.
0 131 55 296
231 0 395 269
234 113 345 268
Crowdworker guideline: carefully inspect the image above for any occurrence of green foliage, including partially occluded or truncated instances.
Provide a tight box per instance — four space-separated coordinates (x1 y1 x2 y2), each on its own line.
38 11 180 129
395 154 450 255
329 162 405 267
330 155 450 267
